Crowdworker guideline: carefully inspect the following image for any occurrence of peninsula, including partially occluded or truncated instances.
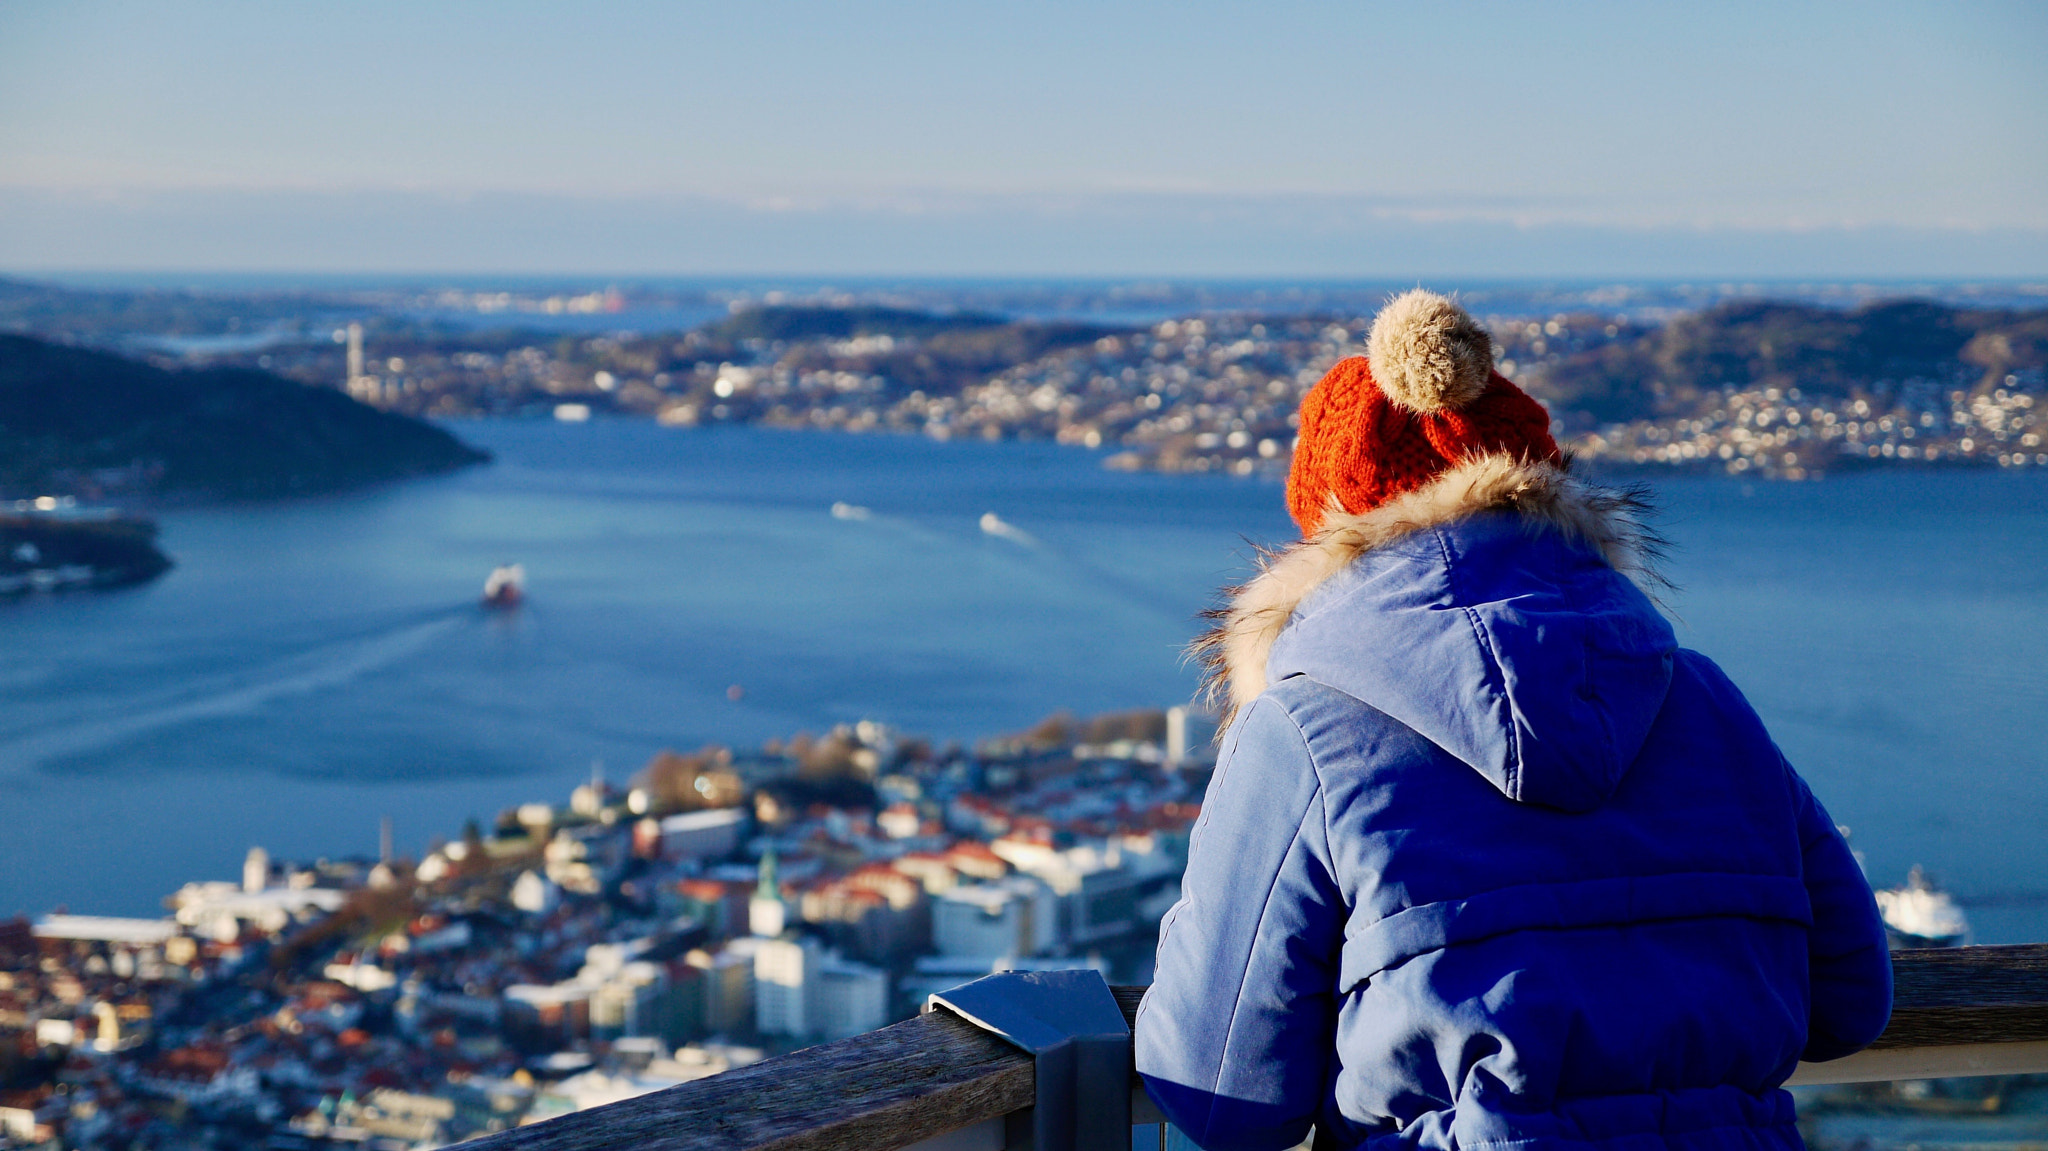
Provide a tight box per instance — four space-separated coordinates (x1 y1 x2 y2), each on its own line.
0 334 489 503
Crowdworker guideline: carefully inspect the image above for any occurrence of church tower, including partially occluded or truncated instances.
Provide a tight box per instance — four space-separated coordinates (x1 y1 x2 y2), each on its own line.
749 847 787 937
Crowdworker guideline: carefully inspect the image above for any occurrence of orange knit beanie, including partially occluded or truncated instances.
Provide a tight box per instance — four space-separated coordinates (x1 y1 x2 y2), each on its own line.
1286 289 1562 536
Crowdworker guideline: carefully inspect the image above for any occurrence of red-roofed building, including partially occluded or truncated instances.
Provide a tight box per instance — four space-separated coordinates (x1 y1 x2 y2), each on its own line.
944 841 1008 881
670 879 751 940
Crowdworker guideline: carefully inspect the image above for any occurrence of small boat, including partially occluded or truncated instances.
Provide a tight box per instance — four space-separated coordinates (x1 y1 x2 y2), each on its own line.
1875 865 1970 949
979 511 1035 546
482 564 525 609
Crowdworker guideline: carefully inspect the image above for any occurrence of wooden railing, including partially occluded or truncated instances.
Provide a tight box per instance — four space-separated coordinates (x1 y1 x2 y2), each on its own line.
457 943 2048 1151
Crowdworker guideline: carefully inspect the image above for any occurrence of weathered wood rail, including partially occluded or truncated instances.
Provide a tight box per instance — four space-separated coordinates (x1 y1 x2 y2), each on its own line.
457 943 2048 1151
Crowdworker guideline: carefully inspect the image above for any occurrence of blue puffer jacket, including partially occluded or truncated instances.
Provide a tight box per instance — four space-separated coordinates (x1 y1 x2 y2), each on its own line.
1138 458 1892 1151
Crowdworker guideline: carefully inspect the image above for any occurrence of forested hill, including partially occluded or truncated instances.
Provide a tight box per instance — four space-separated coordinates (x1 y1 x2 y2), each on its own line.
0 334 488 500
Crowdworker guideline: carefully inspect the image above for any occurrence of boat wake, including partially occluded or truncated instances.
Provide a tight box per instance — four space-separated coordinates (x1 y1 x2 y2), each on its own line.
830 503 1189 623
0 610 468 775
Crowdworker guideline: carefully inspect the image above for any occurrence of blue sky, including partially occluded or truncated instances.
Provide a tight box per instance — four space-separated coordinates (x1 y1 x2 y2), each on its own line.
2 0 2043 276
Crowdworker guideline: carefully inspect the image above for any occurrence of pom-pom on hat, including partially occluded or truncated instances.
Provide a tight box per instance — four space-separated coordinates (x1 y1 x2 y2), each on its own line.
1286 288 1562 536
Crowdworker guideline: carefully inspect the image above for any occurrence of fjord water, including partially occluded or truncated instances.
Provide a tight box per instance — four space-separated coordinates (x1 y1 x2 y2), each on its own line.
5 422 2046 940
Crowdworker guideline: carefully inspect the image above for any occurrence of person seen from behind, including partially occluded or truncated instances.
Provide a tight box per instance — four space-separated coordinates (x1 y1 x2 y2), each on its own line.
1136 289 1892 1151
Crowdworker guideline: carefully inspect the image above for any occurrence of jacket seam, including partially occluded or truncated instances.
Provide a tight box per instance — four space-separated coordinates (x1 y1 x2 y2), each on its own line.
1341 907 1815 992
1432 526 1522 798
1186 704 1257 853
1272 686 1340 892
1200 696 1321 1139
1156 711 1257 962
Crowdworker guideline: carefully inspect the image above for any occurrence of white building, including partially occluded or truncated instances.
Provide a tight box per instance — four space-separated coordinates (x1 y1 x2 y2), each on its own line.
32 915 179 948
324 959 399 992
1165 706 1218 767
512 870 561 915
989 839 1152 946
752 935 887 1040
243 846 270 894
167 881 346 941
753 935 820 1037
933 877 1057 959
659 808 746 860
748 849 789 937
813 955 889 1039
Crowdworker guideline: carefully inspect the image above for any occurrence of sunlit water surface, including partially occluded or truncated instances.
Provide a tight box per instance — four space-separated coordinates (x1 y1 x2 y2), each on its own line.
5 422 2044 939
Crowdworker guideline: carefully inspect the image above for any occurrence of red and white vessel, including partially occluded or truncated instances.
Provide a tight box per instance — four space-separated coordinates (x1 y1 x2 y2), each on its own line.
481 563 525 609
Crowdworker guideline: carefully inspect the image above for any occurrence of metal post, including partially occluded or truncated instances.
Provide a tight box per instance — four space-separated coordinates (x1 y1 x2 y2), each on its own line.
927 969 1132 1151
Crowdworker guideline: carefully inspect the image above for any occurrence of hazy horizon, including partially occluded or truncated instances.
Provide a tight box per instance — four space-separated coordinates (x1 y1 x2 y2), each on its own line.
4 1 2043 277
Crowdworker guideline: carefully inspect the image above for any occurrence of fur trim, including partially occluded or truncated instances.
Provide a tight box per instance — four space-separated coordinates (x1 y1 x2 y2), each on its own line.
1366 288 1494 413
1191 453 1664 732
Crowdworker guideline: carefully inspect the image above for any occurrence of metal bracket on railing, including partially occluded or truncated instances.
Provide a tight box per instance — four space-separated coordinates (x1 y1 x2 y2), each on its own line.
927 969 1131 1151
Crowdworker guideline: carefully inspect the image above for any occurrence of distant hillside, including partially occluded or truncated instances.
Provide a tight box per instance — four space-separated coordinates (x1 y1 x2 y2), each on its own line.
1523 299 2048 425
707 304 1008 343
694 305 1129 403
0 276 331 342
0 334 489 500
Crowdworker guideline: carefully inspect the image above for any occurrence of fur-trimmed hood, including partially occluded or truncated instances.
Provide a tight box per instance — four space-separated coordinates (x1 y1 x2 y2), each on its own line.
1195 453 1677 812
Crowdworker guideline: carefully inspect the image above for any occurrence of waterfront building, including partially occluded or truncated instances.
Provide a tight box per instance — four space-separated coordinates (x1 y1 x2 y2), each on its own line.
168 880 346 941
31 915 179 949
243 846 270 894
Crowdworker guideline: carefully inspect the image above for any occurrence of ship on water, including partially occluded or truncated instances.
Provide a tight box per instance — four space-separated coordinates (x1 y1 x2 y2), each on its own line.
481 563 525 609
1875 865 1971 949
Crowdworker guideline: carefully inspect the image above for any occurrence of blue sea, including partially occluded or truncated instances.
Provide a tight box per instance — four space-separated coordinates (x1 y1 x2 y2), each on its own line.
4 422 2046 940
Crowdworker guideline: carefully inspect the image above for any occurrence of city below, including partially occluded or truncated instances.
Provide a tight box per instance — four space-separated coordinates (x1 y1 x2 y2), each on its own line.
0 708 1212 1148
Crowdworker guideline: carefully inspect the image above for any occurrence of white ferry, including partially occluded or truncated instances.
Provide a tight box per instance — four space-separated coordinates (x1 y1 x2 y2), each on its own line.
1874 865 1971 949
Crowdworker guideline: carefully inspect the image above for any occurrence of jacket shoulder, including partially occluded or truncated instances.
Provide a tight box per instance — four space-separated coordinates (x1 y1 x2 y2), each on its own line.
1671 647 1756 711
1254 673 1443 773
1664 648 1787 761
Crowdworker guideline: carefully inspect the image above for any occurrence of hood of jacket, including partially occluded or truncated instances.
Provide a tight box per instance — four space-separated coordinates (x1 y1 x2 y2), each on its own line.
1196 453 1676 812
